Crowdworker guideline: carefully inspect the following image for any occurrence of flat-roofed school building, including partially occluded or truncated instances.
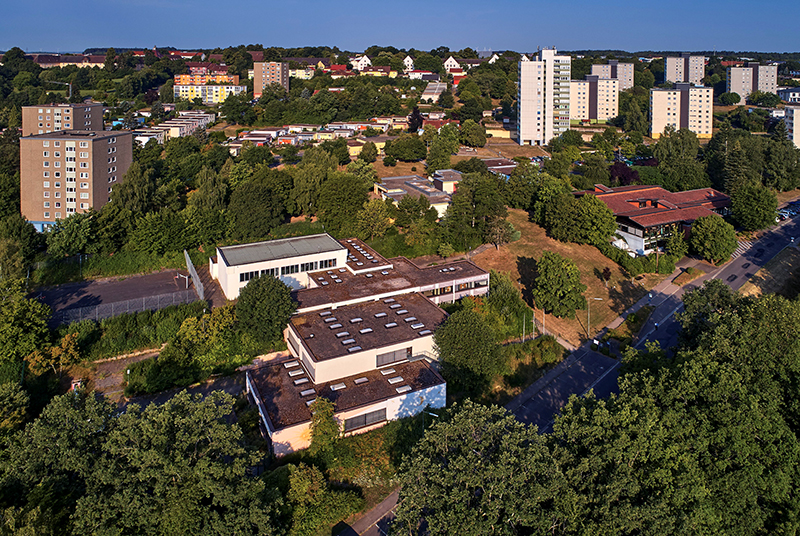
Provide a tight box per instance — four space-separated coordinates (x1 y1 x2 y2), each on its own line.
210 234 349 299
232 233 490 456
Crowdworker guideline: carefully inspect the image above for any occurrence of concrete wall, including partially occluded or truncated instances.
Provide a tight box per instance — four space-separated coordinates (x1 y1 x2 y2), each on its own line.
288 325 438 385
268 382 446 457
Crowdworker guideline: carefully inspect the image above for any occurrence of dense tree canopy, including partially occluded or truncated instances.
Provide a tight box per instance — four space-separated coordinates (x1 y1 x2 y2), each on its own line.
690 215 738 265
531 251 587 319
400 282 800 535
434 308 505 395
235 275 296 344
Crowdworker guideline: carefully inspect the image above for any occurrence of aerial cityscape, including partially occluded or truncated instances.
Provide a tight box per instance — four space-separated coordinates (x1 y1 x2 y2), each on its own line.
1 2 800 533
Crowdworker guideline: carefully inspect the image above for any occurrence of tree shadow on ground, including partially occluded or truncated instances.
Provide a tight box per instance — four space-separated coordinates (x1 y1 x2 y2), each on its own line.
607 279 646 314
516 256 538 307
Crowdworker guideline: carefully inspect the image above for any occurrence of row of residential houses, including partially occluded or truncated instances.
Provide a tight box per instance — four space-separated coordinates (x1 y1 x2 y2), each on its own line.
132 110 215 145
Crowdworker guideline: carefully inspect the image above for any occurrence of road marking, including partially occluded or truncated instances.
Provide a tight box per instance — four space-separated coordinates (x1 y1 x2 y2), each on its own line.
581 359 621 397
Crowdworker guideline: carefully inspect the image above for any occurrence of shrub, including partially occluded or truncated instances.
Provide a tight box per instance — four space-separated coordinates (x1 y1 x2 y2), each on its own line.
58 301 206 361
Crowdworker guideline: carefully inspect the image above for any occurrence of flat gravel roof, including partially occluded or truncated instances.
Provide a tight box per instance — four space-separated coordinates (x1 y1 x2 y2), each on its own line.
217 233 345 267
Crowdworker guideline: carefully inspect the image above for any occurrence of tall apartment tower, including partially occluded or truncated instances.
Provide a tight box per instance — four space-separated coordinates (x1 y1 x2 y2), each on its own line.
21 103 104 137
727 63 778 103
665 53 705 85
253 62 290 98
569 76 619 121
649 83 713 139
517 48 571 146
591 60 634 90
784 106 800 149
20 130 132 231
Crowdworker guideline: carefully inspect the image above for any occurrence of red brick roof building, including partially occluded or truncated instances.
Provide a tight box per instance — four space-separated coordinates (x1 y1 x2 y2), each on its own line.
577 184 731 255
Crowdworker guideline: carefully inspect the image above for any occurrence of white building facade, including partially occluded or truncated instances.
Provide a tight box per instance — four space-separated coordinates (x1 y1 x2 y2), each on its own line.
518 48 571 146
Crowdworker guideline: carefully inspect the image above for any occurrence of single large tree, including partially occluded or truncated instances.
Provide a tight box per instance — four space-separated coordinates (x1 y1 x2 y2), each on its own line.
235 275 296 344
459 119 486 148
732 182 777 231
434 308 505 395
690 215 737 265
531 251 587 318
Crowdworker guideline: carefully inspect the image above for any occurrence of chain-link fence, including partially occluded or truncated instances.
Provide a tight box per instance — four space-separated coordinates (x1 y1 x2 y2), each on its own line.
184 250 204 301
51 289 199 326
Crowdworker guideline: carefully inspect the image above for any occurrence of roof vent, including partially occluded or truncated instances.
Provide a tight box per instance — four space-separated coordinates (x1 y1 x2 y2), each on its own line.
329 323 343 329
350 317 363 323
366 273 374 278
289 369 304 377
381 270 389 275
354 377 369 385
411 323 425 329
404 316 417 322
347 345 362 352
324 316 337 323
375 312 387 318
305 398 317 406
418 329 432 336
359 328 373 334
294 378 309 385
283 360 299 368
341 338 356 345
331 382 346 391
396 385 412 394
300 389 316 396
385 322 398 329
395 309 408 315
389 304 402 309
388 376 404 384
380 368 396 375
335 331 349 338
384 298 395 303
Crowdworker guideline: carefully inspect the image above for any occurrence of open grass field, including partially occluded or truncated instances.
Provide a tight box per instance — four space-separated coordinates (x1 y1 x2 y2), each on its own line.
740 245 800 299
777 188 800 205
673 266 703 286
471 208 666 348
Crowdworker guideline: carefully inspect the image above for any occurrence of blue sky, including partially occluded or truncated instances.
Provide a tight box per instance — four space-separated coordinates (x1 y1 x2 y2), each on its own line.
2 0 798 54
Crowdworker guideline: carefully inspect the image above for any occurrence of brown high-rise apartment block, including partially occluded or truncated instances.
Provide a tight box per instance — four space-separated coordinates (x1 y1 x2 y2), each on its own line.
665 53 705 85
21 103 104 137
570 76 619 121
591 60 634 91
20 130 132 231
650 83 713 139
727 63 778 104
253 62 290 98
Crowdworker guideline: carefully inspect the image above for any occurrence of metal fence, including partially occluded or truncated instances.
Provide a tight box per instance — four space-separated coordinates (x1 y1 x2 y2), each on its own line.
184 250 204 301
52 289 199 326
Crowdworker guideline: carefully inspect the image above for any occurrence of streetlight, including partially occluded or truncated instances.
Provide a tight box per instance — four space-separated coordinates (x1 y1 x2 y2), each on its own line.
588 297 603 341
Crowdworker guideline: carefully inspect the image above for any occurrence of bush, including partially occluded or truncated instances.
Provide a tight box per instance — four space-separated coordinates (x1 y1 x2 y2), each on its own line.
57 301 207 361
383 155 397 167
34 250 212 286
595 242 678 277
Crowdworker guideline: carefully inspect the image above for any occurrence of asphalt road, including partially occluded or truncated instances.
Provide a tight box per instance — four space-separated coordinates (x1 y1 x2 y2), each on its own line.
638 215 800 352
513 349 619 432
